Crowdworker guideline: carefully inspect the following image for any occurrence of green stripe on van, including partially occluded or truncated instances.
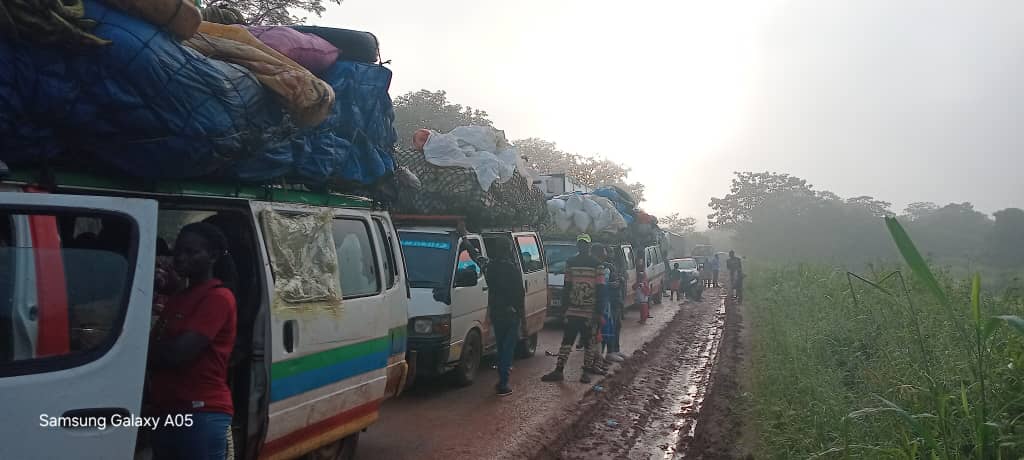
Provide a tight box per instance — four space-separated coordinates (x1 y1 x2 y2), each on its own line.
271 336 391 380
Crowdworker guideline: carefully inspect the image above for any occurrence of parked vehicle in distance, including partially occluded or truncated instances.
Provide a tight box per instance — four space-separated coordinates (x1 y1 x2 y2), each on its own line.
544 240 641 317
397 217 546 387
691 244 714 267
670 257 700 279
639 244 667 304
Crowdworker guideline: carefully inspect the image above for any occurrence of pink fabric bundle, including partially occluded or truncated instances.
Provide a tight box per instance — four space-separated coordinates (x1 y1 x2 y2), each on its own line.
243 25 340 74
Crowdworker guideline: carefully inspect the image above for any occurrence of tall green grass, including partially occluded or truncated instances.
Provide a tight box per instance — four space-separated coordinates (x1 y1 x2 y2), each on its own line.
749 218 1024 459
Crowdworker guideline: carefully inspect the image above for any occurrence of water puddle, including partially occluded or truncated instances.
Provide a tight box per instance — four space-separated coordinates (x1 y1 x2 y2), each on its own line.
635 301 726 459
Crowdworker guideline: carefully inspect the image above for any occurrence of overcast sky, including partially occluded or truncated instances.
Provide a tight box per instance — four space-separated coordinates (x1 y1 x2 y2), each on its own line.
317 0 1022 226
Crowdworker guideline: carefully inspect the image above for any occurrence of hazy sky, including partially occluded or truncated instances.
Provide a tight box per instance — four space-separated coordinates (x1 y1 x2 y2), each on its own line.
317 0 1021 225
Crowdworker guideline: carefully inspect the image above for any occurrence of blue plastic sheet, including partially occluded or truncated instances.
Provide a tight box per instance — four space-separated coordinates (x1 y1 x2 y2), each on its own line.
0 0 397 186
0 0 284 178
592 188 636 224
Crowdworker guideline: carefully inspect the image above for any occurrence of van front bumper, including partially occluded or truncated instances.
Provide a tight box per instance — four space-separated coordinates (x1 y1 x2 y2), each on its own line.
407 336 451 376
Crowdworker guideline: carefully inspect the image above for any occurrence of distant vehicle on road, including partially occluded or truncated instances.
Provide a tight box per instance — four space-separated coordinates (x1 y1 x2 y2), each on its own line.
670 257 700 279
669 257 704 300
691 244 714 266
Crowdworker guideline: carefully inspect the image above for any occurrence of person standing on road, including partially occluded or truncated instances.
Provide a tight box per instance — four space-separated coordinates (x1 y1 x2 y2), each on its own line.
727 250 741 285
727 250 743 300
710 254 721 288
668 263 682 301
603 250 626 363
543 234 604 384
635 274 650 325
482 236 525 397
591 244 611 374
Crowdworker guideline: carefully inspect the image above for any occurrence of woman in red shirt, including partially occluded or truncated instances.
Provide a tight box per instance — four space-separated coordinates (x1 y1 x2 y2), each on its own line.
149 222 238 460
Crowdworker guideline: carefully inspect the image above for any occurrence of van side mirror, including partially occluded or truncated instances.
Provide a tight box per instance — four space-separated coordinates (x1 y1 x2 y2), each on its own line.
454 267 479 287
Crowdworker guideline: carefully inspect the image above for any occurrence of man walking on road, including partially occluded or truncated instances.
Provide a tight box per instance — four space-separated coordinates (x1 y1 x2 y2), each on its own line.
710 254 721 288
483 237 525 396
543 234 604 384
726 250 743 302
726 250 741 285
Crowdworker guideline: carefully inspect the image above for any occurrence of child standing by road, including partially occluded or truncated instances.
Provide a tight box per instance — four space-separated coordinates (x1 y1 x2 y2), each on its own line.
635 275 650 325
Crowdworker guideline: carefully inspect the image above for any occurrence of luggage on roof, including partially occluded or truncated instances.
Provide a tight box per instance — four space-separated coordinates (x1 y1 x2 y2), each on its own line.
0 0 398 192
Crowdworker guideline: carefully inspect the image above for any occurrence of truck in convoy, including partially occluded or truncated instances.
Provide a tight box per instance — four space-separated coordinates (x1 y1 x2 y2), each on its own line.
664 231 687 260
394 216 546 386
534 173 593 198
0 168 409 460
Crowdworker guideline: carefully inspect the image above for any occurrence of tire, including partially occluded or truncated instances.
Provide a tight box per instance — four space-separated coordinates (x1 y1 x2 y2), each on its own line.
453 330 482 386
515 333 538 359
304 433 358 460
652 283 663 305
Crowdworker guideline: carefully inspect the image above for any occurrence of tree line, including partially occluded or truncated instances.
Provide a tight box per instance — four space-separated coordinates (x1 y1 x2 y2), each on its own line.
702 171 1023 286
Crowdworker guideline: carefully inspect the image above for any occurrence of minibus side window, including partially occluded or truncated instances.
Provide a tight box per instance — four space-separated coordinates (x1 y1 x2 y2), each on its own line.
515 235 544 273
0 211 134 372
332 218 381 298
373 218 398 290
623 247 634 269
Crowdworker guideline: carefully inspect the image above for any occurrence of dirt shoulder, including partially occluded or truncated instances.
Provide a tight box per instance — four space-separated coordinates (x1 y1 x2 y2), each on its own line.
687 297 755 459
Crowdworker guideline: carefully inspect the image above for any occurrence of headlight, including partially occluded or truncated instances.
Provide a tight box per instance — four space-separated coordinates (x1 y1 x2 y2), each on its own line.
413 319 433 334
411 315 451 336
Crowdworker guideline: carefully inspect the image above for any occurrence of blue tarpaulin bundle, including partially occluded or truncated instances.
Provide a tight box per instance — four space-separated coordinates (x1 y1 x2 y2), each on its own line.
593 186 637 224
0 0 396 186
234 61 397 185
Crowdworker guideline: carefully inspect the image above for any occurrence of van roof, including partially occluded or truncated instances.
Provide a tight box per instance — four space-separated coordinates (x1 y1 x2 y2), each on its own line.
3 168 373 209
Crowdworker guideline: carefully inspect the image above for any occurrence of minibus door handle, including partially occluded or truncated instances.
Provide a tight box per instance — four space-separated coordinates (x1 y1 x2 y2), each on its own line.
283 320 298 353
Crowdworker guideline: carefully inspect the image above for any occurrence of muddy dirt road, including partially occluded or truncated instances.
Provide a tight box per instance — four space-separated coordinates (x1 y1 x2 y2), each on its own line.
358 289 731 460
547 289 729 460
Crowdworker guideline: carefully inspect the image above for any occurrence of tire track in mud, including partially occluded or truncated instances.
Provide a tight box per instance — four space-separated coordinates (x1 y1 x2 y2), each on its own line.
534 290 728 460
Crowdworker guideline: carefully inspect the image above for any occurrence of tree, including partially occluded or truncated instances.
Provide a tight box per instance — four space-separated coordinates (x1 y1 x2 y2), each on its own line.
707 172 814 228
392 90 494 148
987 208 1024 266
902 202 992 261
732 189 892 265
660 213 698 234
207 0 342 25
902 202 939 221
845 196 894 218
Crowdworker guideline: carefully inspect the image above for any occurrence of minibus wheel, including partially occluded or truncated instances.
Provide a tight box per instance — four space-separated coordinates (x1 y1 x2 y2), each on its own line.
515 333 538 359
304 432 358 460
454 329 482 386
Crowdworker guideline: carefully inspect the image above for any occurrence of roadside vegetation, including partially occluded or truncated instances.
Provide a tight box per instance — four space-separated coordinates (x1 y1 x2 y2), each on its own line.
699 172 1024 458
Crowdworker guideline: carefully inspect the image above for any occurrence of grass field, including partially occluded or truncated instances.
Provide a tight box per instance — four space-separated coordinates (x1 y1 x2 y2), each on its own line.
747 220 1024 459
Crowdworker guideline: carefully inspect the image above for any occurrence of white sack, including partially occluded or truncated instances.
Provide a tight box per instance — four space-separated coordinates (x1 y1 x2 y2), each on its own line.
422 125 519 191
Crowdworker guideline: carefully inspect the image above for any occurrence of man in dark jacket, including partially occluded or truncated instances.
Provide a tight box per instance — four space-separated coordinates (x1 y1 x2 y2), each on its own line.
483 236 525 396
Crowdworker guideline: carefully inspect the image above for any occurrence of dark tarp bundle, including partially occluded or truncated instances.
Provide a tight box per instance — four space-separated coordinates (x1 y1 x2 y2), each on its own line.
0 0 286 178
0 0 397 187
232 60 397 186
394 148 548 228
0 0 110 47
